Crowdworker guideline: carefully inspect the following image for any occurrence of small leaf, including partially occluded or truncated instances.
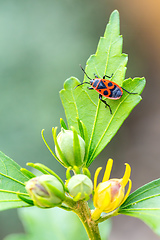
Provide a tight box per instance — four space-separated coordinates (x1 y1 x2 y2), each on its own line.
60 118 68 130
60 10 146 166
0 151 31 211
119 178 160 236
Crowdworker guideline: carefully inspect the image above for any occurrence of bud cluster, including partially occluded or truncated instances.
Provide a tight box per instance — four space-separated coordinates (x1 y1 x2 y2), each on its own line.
24 122 131 219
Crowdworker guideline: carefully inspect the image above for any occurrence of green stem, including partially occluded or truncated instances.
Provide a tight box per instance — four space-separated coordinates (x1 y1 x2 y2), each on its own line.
64 197 101 240
97 209 119 223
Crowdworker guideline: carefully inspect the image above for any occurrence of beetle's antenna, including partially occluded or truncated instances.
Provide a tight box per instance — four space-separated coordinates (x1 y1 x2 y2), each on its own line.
74 82 90 89
80 64 92 80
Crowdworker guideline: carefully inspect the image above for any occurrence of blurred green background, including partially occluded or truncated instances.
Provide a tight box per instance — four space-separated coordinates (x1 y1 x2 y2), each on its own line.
0 0 160 239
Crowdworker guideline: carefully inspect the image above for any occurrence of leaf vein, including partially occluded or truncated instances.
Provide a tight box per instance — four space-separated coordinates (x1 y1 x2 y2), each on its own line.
0 172 26 186
123 183 160 206
0 189 28 195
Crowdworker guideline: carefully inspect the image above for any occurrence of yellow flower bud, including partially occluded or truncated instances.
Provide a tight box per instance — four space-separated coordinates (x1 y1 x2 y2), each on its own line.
92 159 132 220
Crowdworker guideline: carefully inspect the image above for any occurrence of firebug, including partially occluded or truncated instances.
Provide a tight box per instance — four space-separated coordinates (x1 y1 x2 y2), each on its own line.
75 65 138 114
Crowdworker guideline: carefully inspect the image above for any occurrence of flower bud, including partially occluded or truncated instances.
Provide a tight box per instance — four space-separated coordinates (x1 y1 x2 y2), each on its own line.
25 175 65 208
67 174 93 201
93 179 125 212
92 159 132 220
55 128 85 167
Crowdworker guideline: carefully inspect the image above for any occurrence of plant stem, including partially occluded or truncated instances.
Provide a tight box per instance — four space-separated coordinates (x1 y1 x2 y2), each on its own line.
64 197 101 239
75 201 101 240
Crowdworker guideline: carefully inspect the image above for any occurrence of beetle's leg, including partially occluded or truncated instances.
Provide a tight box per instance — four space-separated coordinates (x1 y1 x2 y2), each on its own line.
88 87 94 90
103 73 113 79
99 94 112 114
121 87 138 95
94 73 99 78
74 82 90 89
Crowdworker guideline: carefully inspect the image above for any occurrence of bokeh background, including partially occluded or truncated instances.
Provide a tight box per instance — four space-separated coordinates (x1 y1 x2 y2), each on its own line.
0 0 160 239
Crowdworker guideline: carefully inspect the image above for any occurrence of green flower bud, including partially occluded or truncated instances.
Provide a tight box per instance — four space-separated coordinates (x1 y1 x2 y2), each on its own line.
67 174 93 201
55 128 85 167
25 175 65 208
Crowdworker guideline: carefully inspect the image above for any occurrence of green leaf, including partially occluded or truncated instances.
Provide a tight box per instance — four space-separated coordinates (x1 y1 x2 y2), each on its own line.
119 178 160 236
0 151 31 211
60 10 146 166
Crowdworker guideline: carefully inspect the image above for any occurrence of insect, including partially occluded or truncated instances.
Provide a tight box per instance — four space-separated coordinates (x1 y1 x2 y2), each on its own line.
75 65 138 114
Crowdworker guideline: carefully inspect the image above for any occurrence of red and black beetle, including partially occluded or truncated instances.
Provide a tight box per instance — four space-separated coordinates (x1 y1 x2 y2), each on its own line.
75 65 138 114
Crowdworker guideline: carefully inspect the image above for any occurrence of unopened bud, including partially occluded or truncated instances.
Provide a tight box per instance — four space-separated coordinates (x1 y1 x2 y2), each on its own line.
55 128 85 167
25 175 65 208
92 159 132 220
93 179 125 213
67 174 93 201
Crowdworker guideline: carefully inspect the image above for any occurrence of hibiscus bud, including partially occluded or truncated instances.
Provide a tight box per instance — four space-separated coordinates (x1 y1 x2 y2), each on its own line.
55 128 85 167
67 174 93 201
93 179 125 213
25 175 65 208
92 159 132 220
